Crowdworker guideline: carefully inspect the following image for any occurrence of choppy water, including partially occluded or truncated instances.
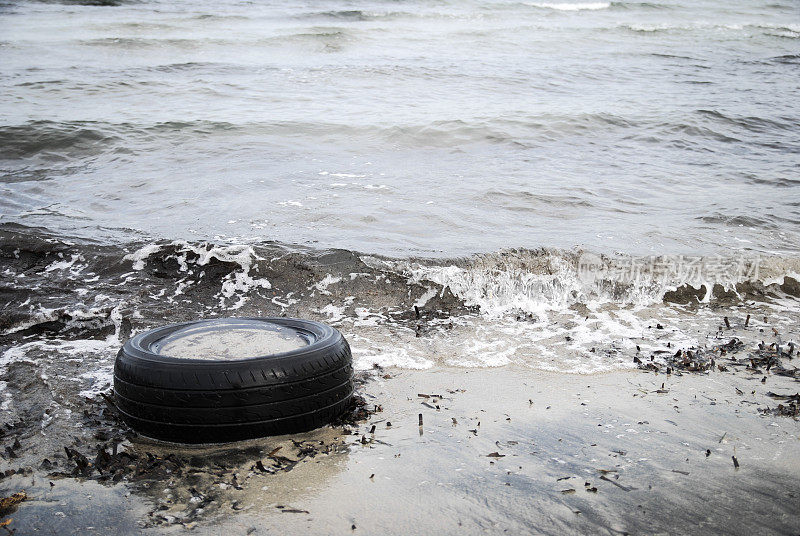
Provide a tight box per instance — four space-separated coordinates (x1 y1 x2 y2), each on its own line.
1 0 799 380
1 0 799 255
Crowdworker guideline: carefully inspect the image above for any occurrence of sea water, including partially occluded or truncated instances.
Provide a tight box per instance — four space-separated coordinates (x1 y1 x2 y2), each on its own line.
1 0 799 380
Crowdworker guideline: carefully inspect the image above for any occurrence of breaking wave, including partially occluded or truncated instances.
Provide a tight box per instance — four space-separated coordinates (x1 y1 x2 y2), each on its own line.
1 226 799 377
3 227 800 323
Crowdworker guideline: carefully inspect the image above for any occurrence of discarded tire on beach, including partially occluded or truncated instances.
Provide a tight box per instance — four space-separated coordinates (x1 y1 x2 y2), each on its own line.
113 317 353 444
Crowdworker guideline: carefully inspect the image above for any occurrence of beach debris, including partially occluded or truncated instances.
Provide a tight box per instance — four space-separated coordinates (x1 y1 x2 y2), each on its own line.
600 475 633 491
732 456 740 469
253 461 271 473
745 314 750 327
561 489 576 494
672 470 689 476
18 386 377 528
486 452 505 458
418 414 423 426
0 491 27 517
765 391 800 401
724 317 731 329
638 335 800 377
759 392 800 417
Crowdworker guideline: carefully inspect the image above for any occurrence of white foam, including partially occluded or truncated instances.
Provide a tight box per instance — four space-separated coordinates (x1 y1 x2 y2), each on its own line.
0 336 119 402
124 243 163 270
311 274 342 295
0 304 116 336
414 287 438 308
318 303 347 323
352 346 433 370
44 254 86 275
125 242 271 309
329 173 366 178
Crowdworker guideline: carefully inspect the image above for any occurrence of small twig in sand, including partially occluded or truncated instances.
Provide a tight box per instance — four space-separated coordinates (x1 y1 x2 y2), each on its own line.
600 475 634 491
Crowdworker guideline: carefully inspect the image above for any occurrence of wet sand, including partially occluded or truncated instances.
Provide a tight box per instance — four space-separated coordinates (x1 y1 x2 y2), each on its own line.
2 366 799 535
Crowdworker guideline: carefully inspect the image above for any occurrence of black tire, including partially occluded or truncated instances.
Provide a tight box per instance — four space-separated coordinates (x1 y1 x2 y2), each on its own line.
113 317 353 444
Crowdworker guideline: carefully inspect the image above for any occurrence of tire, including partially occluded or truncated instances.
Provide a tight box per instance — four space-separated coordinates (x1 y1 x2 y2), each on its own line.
113 317 354 444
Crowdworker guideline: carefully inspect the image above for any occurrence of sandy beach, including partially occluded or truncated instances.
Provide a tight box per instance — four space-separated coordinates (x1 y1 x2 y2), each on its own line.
2 363 799 535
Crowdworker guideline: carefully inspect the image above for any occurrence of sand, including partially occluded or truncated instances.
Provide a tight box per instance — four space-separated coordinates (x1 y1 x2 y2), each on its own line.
2 366 799 535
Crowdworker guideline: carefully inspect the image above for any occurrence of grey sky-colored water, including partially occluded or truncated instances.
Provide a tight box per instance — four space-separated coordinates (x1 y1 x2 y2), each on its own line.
1 0 798 256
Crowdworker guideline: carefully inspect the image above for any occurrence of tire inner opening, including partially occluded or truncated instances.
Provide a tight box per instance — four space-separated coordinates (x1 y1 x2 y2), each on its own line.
153 319 310 360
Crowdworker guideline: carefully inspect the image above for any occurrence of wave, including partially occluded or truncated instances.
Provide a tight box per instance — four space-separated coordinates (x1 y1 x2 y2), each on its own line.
697 213 778 230
298 10 403 22
4 226 799 323
768 54 800 65
696 109 798 134
609 1 671 9
619 21 800 36
0 121 120 160
2 109 796 166
32 0 134 5
3 225 799 374
526 2 610 10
